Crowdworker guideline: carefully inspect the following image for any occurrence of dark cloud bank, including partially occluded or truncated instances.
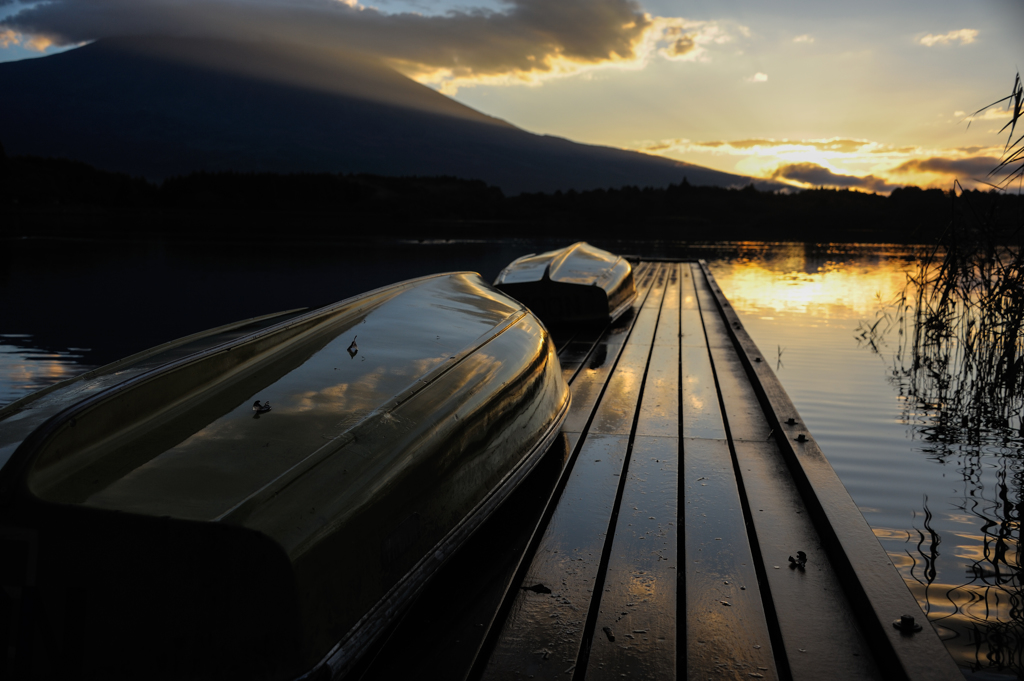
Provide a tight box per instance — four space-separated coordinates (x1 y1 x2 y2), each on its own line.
770 162 897 193
1 0 653 78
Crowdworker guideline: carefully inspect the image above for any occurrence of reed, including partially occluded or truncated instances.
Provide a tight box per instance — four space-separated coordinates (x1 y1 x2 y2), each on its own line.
859 71 1024 442
967 71 1023 191
855 72 1024 674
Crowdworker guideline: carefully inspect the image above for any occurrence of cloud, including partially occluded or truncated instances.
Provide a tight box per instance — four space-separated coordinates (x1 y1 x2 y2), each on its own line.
770 162 897 193
957 107 1015 123
641 137 876 155
632 135 1010 192
0 0 743 91
792 34 814 43
646 17 738 64
0 26 55 51
667 34 695 57
895 156 1005 178
746 72 767 83
919 29 978 47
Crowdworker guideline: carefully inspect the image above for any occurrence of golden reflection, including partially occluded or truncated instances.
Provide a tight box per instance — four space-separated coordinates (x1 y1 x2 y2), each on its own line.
872 527 911 541
708 248 914 321
888 553 917 570
0 343 91 405
902 576 1024 662
628 571 658 602
950 535 1020 563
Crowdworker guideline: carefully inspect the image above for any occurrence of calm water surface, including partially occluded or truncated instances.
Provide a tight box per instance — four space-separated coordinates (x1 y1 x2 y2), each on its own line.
1 238 1019 678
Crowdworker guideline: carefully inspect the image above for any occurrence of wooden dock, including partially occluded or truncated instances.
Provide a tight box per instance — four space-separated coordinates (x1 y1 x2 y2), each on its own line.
352 261 962 681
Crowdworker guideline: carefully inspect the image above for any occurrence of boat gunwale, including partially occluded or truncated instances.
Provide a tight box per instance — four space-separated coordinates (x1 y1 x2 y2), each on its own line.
294 386 572 681
0 271 495 502
606 277 637 323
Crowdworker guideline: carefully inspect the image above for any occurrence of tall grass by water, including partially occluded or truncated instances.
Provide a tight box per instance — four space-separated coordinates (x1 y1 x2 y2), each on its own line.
856 72 1024 676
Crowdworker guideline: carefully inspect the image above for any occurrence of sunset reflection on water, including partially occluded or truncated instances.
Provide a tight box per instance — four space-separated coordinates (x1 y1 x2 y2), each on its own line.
709 243 913 320
0 335 94 406
709 245 1024 678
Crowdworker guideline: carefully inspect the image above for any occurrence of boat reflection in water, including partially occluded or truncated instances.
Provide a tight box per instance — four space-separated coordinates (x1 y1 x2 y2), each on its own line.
0 272 570 680
493 241 635 325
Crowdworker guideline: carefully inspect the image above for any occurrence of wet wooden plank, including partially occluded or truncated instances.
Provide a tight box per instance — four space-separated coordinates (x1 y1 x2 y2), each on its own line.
452 265 663 679
732 441 883 681
653 264 680 348
680 342 725 440
680 277 779 681
586 266 681 680
586 269 668 437
690 264 883 679
558 340 598 384
480 267 671 680
479 434 631 680
696 261 963 681
683 437 779 681
586 435 678 681
680 264 698 310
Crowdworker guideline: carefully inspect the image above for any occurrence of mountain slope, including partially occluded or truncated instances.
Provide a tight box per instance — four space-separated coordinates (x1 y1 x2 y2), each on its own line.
0 36 761 194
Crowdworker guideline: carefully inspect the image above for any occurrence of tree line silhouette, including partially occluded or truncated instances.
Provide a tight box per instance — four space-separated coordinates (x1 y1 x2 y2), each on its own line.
2 154 1019 243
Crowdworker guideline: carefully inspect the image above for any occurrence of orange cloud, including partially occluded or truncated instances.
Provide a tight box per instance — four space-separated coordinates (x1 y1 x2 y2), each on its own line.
0 27 56 52
645 137 876 154
770 162 897 193
633 134 1009 193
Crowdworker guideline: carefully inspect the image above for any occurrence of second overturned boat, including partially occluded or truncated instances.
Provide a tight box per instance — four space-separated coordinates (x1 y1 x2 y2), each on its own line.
0 272 570 680
493 242 636 325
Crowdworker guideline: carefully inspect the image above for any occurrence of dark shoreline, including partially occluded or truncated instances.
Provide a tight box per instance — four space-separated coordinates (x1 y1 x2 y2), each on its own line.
3 155 1021 245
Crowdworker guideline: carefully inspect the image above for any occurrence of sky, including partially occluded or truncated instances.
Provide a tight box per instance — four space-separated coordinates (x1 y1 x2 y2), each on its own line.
1 0 1022 193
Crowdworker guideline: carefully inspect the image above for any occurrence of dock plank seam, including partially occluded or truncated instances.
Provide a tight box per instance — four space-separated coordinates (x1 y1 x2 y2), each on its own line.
574 264 677 680
477 264 672 680
690 262 790 681
676 263 686 681
471 264 669 680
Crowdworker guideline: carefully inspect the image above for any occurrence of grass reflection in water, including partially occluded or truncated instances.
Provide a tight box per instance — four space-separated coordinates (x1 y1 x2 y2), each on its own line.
859 218 1024 677
707 238 1024 678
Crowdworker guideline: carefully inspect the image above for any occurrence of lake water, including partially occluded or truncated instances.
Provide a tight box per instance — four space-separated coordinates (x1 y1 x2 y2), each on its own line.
1 237 1019 679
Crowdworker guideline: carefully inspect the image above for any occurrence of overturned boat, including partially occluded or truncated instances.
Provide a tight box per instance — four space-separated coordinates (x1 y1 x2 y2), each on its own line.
0 273 570 680
493 242 636 325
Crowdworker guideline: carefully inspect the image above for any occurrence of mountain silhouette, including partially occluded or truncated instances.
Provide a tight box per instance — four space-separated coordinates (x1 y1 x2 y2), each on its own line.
0 36 764 194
